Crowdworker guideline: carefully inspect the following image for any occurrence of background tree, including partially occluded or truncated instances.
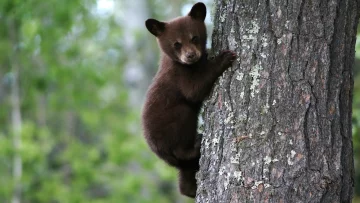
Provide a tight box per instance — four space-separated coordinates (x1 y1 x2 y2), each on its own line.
197 0 359 202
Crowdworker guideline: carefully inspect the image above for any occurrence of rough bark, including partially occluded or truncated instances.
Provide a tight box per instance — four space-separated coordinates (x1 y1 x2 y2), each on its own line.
197 0 359 202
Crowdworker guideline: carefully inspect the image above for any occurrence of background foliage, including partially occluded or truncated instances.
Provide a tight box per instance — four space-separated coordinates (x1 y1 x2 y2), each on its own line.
0 0 358 202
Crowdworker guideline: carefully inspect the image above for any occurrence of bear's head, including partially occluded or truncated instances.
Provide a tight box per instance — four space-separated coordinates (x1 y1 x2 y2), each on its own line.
145 2 207 65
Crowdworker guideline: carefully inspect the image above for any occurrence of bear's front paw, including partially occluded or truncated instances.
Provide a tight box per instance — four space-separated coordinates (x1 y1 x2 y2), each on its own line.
217 50 237 69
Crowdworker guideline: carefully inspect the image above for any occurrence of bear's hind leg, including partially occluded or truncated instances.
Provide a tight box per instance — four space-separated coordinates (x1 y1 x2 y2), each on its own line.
178 168 197 198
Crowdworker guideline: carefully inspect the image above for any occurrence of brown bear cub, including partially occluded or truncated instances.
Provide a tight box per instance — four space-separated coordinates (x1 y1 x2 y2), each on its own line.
142 2 236 198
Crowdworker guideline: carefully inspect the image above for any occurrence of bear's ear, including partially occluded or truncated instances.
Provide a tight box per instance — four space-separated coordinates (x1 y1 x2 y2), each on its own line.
145 19 166 36
188 2 206 21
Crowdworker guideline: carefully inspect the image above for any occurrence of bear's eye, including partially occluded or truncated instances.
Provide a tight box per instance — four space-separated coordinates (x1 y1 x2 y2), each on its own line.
174 42 182 49
191 36 199 43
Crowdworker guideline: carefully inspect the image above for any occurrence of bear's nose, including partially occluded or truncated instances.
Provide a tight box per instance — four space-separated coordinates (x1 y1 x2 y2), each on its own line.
186 52 196 59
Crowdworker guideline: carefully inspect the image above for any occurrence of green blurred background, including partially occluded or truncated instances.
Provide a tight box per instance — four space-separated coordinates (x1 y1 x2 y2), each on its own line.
0 0 358 202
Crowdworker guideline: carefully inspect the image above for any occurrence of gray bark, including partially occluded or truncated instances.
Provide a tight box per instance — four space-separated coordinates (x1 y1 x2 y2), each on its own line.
197 0 359 202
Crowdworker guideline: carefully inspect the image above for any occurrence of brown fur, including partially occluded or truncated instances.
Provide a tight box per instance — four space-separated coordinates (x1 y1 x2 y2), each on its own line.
142 2 236 198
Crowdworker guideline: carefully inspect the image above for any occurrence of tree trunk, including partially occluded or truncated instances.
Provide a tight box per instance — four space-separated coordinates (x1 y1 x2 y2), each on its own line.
197 0 359 202
8 19 23 203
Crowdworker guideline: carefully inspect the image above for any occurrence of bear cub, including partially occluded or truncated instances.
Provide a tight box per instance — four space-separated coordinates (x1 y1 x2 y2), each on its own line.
142 2 236 198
